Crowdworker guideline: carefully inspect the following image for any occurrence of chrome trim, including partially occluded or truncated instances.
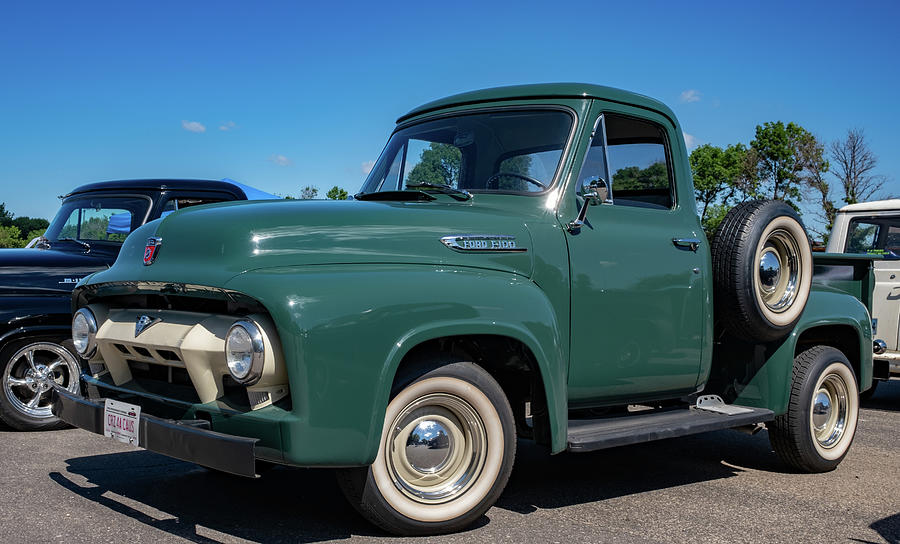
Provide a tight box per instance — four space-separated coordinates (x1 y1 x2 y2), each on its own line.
440 234 526 253
873 339 887 355
72 308 98 358
225 320 265 385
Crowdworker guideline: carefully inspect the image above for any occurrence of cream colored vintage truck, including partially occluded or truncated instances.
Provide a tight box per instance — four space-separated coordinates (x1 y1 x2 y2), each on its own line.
827 199 900 396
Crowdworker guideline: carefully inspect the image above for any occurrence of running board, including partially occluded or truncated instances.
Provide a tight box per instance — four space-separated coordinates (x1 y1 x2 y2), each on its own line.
566 405 774 453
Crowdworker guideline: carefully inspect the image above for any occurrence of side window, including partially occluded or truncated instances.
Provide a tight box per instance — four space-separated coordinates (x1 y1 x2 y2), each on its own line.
604 114 674 210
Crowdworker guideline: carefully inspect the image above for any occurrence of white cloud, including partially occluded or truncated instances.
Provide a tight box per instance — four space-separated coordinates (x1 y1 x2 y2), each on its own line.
268 154 292 167
361 160 376 174
683 131 699 149
219 121 236 131
679 89 701 103
181 120 206 133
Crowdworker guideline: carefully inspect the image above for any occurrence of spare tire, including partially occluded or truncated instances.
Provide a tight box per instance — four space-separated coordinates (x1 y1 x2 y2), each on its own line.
712 200 812 342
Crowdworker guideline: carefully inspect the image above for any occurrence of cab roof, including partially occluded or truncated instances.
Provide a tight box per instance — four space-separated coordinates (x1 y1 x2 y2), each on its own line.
64 178 271 199
397 83 677 125
837 199 900 213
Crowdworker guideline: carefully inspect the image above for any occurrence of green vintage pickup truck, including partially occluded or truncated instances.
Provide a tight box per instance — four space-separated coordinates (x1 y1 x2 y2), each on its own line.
53 84 875 535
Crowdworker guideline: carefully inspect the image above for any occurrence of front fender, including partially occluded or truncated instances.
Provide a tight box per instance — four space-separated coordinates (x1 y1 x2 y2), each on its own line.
732 288 872 414
224 264 568 465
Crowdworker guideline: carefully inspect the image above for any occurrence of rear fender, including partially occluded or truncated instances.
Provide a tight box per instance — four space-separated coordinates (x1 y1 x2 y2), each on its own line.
727 288 872 415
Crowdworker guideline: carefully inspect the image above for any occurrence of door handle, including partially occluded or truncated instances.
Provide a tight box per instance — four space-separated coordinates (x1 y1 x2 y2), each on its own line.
673 237 701 251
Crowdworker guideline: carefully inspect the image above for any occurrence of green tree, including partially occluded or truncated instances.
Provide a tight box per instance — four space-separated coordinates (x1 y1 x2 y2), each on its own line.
407 143 461 187
690 143 749 231
0 203 13 227
299 186 318 199
0 225 24 248
12 216 49 235
326 186 349 200
749 121 823 208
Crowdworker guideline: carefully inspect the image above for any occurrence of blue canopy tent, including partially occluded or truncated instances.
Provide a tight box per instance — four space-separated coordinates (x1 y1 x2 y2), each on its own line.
106 212 132 234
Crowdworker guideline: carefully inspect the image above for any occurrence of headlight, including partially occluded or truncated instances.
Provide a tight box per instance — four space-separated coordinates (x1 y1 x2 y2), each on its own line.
225 320 264 385
72 308 98 357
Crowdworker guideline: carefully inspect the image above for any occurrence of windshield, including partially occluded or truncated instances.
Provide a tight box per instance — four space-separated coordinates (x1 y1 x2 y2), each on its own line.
44 195 151 244
359 109 573 196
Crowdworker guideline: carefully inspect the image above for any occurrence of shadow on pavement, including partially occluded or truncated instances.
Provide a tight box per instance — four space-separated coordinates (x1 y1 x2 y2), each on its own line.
870 512 900 544
52 427 780 541
861 379 900 413
52 454 379 543
496 428 778 514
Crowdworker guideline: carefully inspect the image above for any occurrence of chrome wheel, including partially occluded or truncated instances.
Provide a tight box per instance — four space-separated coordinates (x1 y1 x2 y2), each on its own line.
758 228 801 313
2 343 80 419
810 372 850 449
386 392 487 504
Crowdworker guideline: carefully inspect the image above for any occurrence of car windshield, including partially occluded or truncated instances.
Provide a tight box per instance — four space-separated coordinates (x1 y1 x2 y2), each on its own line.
359 109 573 196
44 195 151 244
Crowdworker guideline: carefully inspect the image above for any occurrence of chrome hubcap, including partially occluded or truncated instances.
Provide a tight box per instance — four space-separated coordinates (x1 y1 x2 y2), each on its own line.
758 229 801 312
405 420 453 473
812 391 832 430
387 393 487 504
3 343 80 419
811 374 849 448
759 250 782 294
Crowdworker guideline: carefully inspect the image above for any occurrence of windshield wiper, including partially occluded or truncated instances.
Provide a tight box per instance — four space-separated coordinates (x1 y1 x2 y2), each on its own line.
354 190 436 202
404 182 472 201
58 238 92 253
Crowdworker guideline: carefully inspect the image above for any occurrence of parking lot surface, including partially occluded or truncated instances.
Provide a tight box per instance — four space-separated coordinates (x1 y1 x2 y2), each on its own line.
1 381 898 544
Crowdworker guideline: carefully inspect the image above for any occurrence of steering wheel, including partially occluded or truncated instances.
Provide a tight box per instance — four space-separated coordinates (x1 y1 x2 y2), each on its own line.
485 172 547 190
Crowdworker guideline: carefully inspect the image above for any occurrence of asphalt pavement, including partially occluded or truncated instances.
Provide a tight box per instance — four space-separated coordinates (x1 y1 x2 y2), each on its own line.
1 381 898 544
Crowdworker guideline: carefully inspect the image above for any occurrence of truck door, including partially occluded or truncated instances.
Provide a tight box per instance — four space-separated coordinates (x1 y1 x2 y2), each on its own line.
565 107 706 404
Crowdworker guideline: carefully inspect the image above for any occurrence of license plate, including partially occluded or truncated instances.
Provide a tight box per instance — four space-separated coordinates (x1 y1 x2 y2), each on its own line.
103 399 141 445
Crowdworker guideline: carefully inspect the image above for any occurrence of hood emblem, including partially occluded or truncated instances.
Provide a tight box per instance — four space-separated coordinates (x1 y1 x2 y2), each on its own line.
143 237 162 266
135 315 162 337
440 235 526 253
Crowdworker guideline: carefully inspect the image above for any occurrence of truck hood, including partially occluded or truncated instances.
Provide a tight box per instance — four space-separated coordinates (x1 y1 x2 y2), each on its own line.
0 248 109 295
91 199 535 288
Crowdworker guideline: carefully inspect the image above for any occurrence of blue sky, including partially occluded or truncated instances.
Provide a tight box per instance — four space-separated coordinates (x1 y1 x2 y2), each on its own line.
1 1 898 231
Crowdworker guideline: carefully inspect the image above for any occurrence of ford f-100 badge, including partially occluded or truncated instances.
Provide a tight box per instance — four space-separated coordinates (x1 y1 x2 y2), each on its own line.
440 235 526 252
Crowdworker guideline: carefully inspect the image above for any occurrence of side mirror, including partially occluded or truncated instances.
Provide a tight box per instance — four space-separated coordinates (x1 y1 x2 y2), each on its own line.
581 178 608 203
568 178 608 232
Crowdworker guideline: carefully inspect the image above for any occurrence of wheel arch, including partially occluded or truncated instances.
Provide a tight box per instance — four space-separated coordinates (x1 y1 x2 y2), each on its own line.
375 324 567 456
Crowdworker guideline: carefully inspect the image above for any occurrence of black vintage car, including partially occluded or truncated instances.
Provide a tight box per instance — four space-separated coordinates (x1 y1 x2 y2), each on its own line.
0 178 273 430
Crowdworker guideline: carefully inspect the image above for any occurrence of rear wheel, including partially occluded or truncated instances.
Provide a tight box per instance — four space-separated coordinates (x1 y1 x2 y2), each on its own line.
337 361 515 535
0 338 81 431
769 346 859 472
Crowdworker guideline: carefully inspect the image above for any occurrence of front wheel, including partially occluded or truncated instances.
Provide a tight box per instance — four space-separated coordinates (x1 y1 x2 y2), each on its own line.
337 361 516 535
769 346 859 472
0 338 81 431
